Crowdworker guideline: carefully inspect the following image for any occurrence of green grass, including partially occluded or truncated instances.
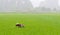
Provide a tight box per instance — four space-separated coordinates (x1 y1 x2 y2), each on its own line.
0 13 60 35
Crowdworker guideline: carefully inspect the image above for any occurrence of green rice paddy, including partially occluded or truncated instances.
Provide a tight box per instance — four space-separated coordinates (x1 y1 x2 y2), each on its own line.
0 13 60 35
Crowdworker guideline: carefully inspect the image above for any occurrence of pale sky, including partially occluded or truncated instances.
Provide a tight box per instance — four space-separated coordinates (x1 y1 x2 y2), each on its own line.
30 0 60 8
30 0 45 7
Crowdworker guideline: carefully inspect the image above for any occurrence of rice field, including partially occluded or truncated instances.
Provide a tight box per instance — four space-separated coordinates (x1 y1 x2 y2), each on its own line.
0 13 60 35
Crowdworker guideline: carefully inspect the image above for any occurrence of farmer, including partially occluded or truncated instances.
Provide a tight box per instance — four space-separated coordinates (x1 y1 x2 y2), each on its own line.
16 23 24 28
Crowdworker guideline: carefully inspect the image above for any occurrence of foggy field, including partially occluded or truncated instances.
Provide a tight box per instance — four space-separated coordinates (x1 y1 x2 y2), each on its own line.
0 13 60 35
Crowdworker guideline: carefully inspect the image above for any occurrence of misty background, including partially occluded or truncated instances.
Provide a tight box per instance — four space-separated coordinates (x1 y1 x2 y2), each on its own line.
0 0 60 13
